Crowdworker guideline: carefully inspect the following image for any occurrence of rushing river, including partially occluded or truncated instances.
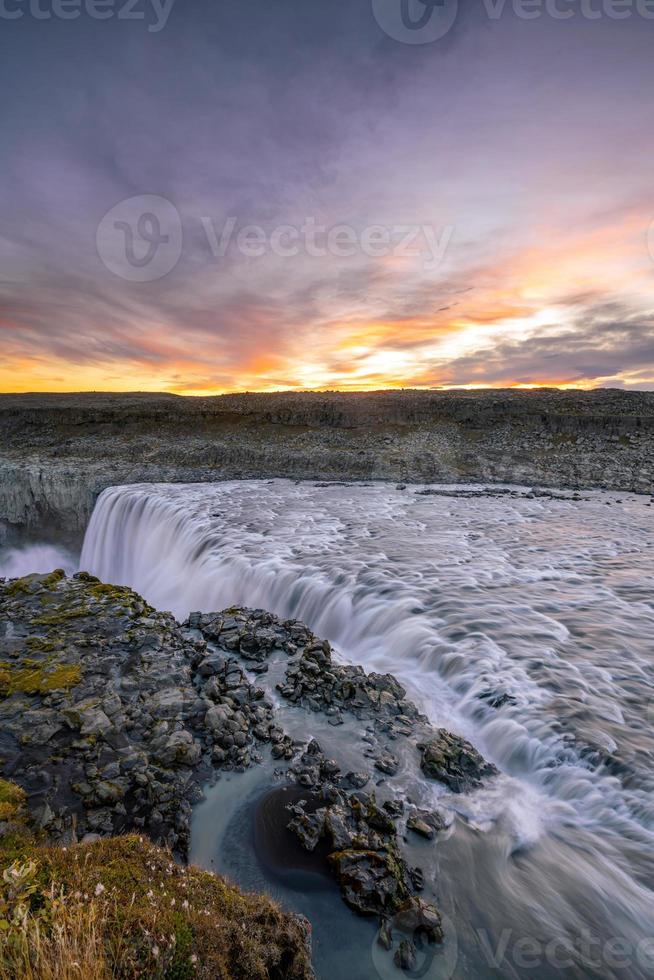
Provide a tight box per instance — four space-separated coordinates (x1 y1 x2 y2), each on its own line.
69 480 654 976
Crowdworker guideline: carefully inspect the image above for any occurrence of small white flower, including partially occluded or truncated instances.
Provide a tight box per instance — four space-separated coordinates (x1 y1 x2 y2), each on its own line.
190 954 198 964
182 899 189 910
94 883 105 897
152 945 160 959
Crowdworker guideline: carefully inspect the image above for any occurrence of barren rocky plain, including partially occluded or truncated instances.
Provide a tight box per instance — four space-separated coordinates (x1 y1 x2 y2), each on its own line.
1 388 653 538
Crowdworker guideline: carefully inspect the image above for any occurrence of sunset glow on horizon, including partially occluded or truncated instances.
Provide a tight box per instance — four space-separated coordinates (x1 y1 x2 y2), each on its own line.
1 3 653 395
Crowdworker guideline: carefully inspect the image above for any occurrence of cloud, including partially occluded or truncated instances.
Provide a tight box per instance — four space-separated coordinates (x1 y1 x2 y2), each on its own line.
423 304 654 388
1 0 654 392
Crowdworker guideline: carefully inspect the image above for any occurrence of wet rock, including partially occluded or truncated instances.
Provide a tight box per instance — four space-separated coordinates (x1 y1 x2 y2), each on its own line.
479 689 517 709
409 866 424 891
328 847 410 915
64 703 113 737
406 809 446 840
378 918 393 951
394 939 418 970
0 573 222 855
287 806 327 851
2 576 479 938
345 772 370 789
195 652 228 677
418 729 498 792
375 753 399 776
393 897 444 944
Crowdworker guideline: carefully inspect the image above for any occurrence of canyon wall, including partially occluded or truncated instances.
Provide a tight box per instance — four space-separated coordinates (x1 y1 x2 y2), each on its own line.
1 389 652 537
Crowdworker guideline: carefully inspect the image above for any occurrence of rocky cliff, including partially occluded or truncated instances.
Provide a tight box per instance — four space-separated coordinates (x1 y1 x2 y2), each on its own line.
1 389 653 535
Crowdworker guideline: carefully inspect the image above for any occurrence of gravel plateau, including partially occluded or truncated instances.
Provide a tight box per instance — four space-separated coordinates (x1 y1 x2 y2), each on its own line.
1 389 652 536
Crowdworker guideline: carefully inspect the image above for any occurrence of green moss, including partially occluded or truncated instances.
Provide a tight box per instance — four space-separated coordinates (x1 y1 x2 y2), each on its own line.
40 569 67 588
86 583 129 599
32 606 90 626
25 637 60 654
166 918 196 980
3 578 31 598
2 570 66 598
0 660 81 697
0 780 26 823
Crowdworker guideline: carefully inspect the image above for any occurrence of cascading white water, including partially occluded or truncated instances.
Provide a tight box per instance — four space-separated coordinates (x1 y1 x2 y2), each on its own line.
80 479 654 976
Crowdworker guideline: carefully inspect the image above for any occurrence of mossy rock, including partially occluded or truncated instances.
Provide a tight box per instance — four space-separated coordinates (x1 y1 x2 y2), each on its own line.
0 659 81 697
0 779 26 823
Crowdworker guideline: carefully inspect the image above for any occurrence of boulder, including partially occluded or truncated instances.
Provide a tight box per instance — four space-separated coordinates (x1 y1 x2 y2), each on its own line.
328 847 410 915
418 729 498 792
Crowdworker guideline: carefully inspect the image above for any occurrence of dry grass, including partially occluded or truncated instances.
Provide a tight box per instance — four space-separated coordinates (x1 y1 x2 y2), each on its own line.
0 789 313 980
0 900 109 980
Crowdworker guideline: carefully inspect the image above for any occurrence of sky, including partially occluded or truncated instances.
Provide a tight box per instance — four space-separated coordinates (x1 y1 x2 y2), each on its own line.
1 0 653 394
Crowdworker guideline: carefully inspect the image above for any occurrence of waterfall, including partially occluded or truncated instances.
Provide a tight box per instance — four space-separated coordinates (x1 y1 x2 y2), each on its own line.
79 479 654 965
80 480 654 808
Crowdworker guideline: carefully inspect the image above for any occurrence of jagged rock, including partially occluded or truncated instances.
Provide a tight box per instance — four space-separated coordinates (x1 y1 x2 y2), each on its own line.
287 806 327 851
1 574 490 937
345 772 370 789
406 809 446 840
375 753 399 776
328 847 410 915
393 897 444 944
153 730 202 767
418 729 498 792
479 689 517 709
196 652 228 677
378 918 393 951
394 939 418 970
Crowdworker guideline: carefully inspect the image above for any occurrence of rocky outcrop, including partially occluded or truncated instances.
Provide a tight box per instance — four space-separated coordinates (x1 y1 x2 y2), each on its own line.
418 730 499 792
1 571 503 962
1 389 653 534
0 570 210 853
188 606 498 943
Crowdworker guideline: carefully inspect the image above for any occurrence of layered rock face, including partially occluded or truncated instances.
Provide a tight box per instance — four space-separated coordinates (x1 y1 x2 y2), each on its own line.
1 389 653 534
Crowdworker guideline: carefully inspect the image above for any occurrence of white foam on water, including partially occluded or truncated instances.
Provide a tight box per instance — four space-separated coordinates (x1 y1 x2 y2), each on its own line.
0 543 76 579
